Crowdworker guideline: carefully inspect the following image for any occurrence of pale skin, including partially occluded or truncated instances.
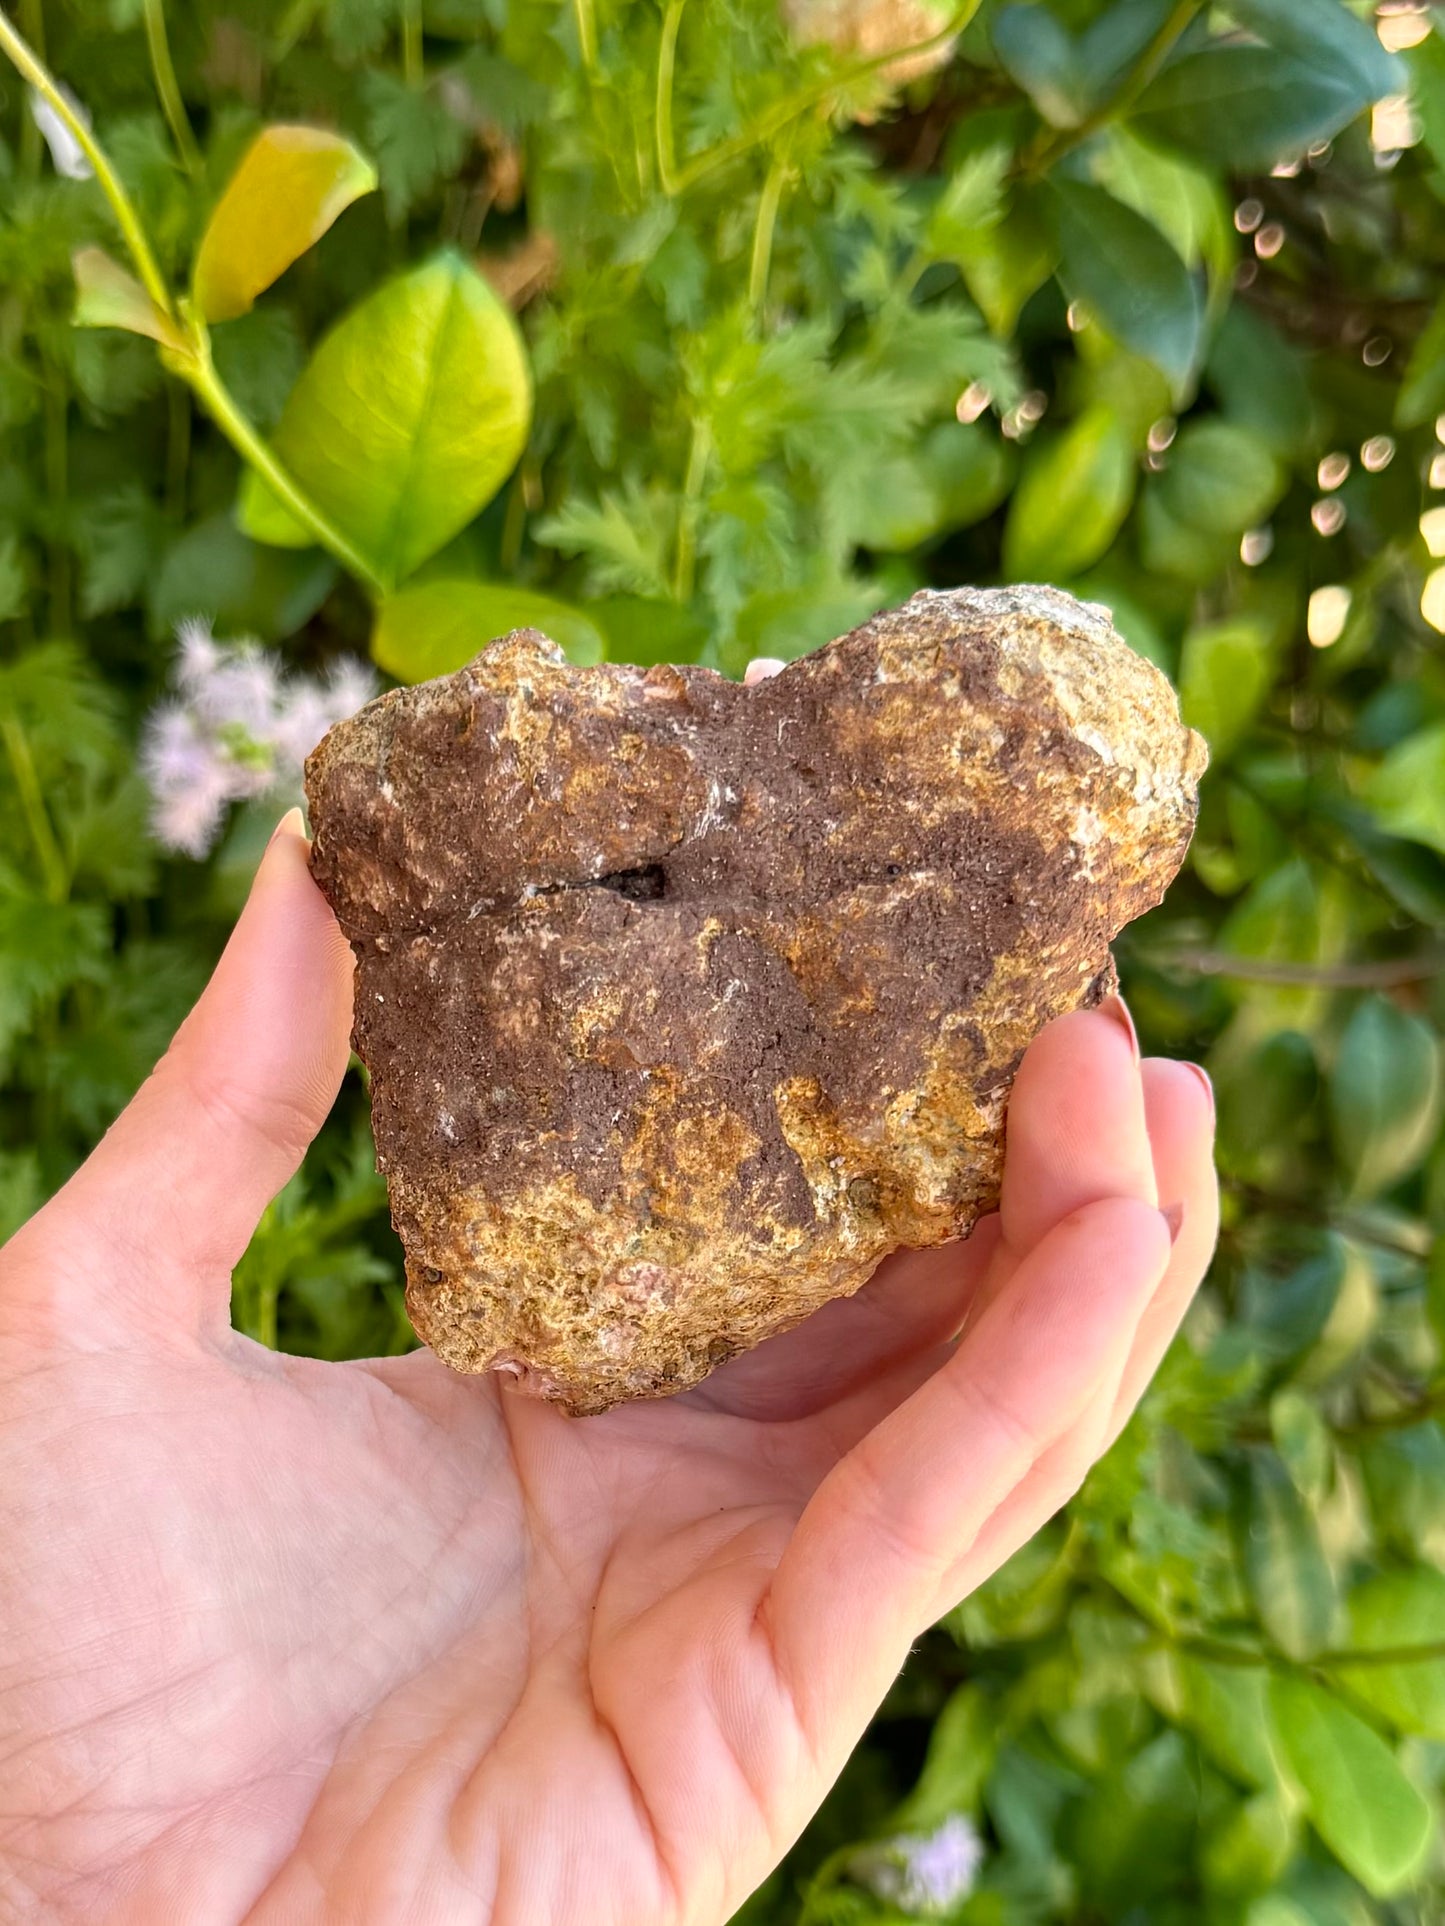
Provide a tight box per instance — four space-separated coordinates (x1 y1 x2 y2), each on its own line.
0 662 1218 1925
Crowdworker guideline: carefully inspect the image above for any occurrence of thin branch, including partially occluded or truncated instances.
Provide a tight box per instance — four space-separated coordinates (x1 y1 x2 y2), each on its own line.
1141 948 1445 988
1020 0 1203 177
142 0 201 176
0 9 175 317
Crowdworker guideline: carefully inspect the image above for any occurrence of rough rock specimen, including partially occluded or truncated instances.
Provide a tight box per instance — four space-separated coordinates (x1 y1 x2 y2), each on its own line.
305 587 1207 1414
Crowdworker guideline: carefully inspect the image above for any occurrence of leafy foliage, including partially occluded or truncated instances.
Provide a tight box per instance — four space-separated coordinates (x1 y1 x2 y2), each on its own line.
4 0 1445 1917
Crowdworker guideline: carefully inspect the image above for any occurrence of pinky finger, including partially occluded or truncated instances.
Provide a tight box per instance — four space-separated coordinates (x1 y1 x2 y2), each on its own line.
765 1196 1173 1745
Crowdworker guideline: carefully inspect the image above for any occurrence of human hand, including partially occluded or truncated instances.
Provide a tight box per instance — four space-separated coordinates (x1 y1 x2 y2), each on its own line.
0 807 1216 1925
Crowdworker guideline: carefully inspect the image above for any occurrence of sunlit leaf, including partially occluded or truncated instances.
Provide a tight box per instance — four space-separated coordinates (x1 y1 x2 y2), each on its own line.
372 579 605 682
71 247 183 349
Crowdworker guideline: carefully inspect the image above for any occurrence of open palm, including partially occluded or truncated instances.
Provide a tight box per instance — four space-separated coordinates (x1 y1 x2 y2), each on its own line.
0 819 1215 1925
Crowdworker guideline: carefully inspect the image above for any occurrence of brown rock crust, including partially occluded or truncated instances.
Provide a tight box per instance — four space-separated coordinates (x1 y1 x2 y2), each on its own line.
305 587 1207 1414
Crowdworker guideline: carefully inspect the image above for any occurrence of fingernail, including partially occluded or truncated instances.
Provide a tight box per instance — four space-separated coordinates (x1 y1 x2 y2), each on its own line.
1162 1200 1186 1245
267 805 306 849
1099 993 1140 1062
1185 1061 1215 1119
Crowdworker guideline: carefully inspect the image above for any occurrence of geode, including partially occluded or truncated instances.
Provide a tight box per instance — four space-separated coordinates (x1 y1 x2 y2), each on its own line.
305 587 1207 1414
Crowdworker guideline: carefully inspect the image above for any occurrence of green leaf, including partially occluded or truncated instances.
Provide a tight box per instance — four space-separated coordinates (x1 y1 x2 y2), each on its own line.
591 597 710 667
1173 1654 1280 1790
1365 723 1445 857
1206 302 1314 453
1341 1567 1445 1739
372 579 605 682
923 145 1009 262
1156 420 1285 536
955 186 1058 337
1395 292 1445 429
361 72 468 222
1178 618 1274 762
1267 1673 1433 1896
1134 49 1385 172
890 1685 996 1833
1240 1449 1337 1660
1329 994 1443 1199
238 252 532 587
1361 1424 1445 1566
1270 1388 1332 1506
1410 29 1445 178
1293 1238 1378 1385
1200 1789 1300 1898
992 5 1087 127
193 125 377 324
1002 404 1136 581
1048 180 1202 389
0 893 111 1072
150 513 336 643
1092 127 1232 282
71 247 182 349
1229 0 1401 104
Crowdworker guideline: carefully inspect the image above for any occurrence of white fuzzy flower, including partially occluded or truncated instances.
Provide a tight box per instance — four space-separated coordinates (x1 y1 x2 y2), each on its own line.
324 658 379 722
266 682 337 772
29 86 93 181
175 616 223 694
191 645 281 736
141 703 215 797
857 1815 984 1918
149 755 234 860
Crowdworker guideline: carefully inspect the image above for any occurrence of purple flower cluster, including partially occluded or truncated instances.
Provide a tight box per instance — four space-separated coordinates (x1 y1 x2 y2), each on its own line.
855 1813 984 1917
141 619 376 858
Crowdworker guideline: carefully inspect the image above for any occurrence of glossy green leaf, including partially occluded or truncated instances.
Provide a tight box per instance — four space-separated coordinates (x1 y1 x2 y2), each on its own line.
1206 302 1313 452
955 186 1058 336
1241 1450 1337 1659
1361 1424 1445 1566
1410 29 1445 177
1134 49 1383 172
1230 0 1401 103
890 1685 996 1832
1049 180 1202 388
1267 1673 1433 1895
1329 995 1443 1199
1093 127 1232 283
149 512 336 643
992 5 1087 126
1365 723 1445 857
1002 404 1135 581
1293 1238 1378 1384
372 580 605 682
1201 1790 1300 1898
1064 1731 1198 1909
193 125 378 324
1340 1567 1445 1738
1395 293 1445 429
239 252 532 587
1156 420 1285 536
1270 1388 1332 1506
1178 618 1274 761
71 247 182 349
1173 1655 1279 1791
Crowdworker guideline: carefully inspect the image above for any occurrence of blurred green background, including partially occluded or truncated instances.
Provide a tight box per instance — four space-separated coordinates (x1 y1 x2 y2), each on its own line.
3 0 1445 1918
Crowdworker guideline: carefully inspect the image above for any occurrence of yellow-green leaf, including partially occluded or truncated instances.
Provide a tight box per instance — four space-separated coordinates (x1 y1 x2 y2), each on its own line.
1001 404 1135 581
193 125 378 325
1340 1567 1445 1738
1267 1673 1433 1896
1178 617 1274 762
373 579 604 682
71 248 182 350
238 252 532 587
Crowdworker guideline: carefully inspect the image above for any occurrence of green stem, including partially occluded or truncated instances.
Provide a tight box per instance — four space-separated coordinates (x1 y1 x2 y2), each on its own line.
0 10 175 317
401 0 422 86
185 336 387 596
666 0 982 198
655 0 685 198
673 416 710 602
573 0 597 72
1 711 68 902
142 0 201 175
1321 1639 1445 1670
1021 0 1202 176
748 138 792 316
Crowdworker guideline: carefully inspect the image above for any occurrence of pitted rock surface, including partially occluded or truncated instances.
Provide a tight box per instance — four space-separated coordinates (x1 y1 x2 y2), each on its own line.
305 587 1207 1413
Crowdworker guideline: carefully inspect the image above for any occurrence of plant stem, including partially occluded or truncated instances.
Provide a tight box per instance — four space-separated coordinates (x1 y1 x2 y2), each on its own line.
401 0 423 86
0 711 68 903
665 0 982 198
673 416 710 602
1021 0 1202 176
43 378 69 637
142 0 201 175
748 137 792 317
185 337 387 595
655 0 685 198
573 0 597 73
1141 947 1445 988
0 10 175 317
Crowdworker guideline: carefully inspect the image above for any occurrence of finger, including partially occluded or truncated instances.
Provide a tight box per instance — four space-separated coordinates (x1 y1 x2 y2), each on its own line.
766 1196 1171 1743
1103 1058 1217 1442
743 657 786 685
998 999 1158 1258
687 1217 1004 1422
57 811 354 1327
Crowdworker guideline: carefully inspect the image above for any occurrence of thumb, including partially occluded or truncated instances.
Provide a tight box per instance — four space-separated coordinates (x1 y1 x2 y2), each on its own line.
57 809 354 1332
